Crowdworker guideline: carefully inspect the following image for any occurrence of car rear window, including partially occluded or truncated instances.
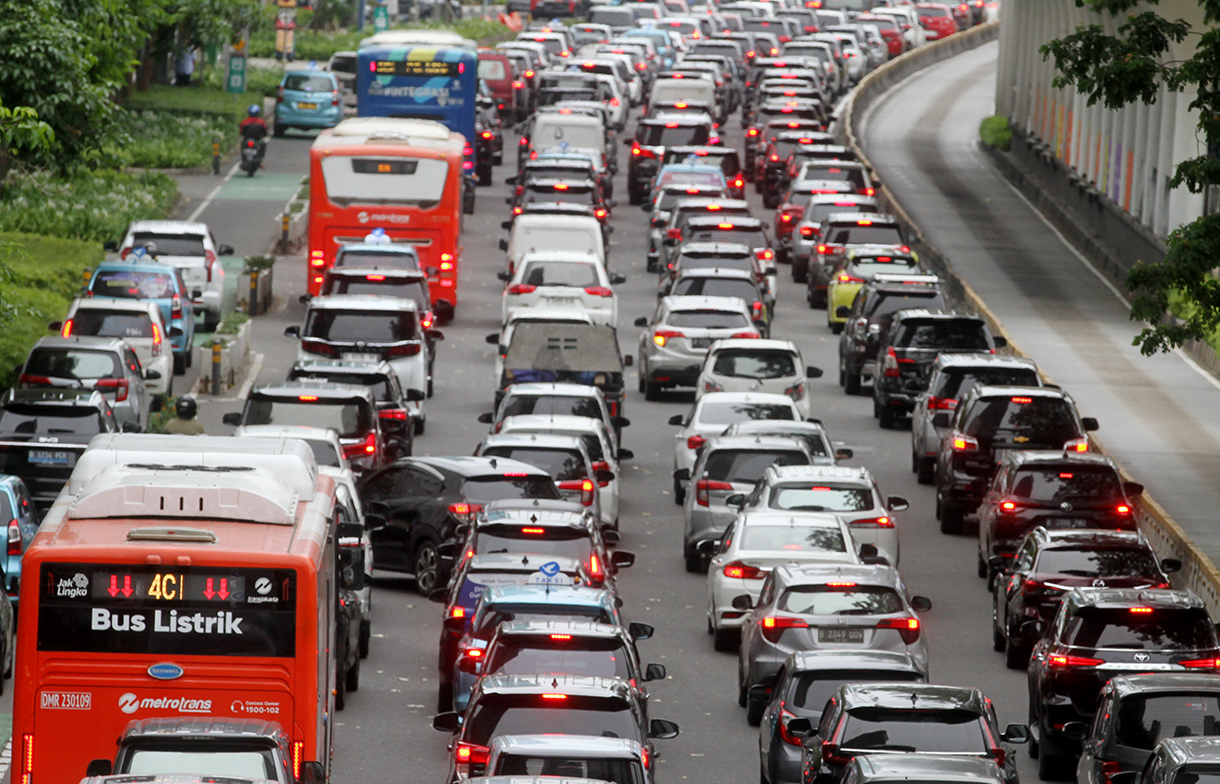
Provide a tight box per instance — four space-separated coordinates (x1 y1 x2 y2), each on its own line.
739 525 846 554
284 74 333 92
1114 694 1220 750
807 203 867 224
1010 465 1123 503
803 165 865 186
70 310 155 340
243 397 373 439
480 446 588 481
92 270 176 299
288 371 393 402
501 395 602 421
493 754 643 784
524 186 597 207
26 348 122 380
1063 607 1216 650
697 402 795 425
474 524 591 560
689 227 766 247
1034 547 1160 579
827 225 903 246
865 290 946 318
124 749 273 779
852 257 918 277
839 708 988 753
703 449 808 483
333 250 420 270
895 320 989 350
323 274 428 307
788 670 922 711
466 695 639 744
130 233 206 258
487 636 631 680
962 396 1080 445
638 124 710 147
678 254 754 273
520 260 600 288
672 278 759 301
668 310 750 329
712 350 797 379
778 584 903 615
461 475 563 503
0 407 104 436
769 483 874 512
932 366 1040 399
478 59 508 80
304 309 416 342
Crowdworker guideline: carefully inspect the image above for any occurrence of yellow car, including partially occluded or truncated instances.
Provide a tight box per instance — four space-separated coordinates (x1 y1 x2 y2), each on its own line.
826 245 923 333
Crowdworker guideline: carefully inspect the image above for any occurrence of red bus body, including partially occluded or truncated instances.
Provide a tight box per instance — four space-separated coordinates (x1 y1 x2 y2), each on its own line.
308 117 466 310
12 435 338 784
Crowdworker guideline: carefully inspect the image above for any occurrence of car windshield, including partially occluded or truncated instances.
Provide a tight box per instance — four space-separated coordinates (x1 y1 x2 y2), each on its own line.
243 397 372 439
466 695 639 744
520 261 601 288
896 320 989 350
866 291 946 318
712 349 798 379
933 367 1040 399
639 124 710 146
1114 695 1220 750
25 349 122 380
461 475 563 503
70 311 155 340
284 73 333 91
778 584 903 615
475 525 591 560
962 397 1080 445
769 483 874 512
704 449 808 483
304 309 416 342
689 227 765 247
124 749 275 779
668 310 750 329
334 250 420 270
91 270 176 299
1063 607 1216 650
487 637 632 679
480 447 588 481
1176 771 1220 784
502 395 603 421
1010 466 1123 503
130 233 206 257
788 670 923 711
697 402 795 425
323 275 428 307
739 525 846 553
1035 547 1160 578
672 278 758 301
0 407 104 436
839 708 988 753
494 755 643 784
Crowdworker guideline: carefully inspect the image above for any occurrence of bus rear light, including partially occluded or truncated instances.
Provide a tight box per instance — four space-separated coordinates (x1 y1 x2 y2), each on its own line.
310 251 325 267
292 741 303 781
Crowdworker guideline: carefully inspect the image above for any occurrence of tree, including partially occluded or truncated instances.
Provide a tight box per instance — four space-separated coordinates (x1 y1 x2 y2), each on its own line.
0 102 54 186
1042 1 1220 355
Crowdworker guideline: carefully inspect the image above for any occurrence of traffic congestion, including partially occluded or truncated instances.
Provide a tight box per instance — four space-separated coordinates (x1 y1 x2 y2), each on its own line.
0 3 1215 784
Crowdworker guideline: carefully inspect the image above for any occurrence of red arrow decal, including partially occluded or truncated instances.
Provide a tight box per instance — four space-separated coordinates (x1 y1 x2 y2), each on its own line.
203 578 215 600
121 575 133 598
218 578 230 600
108 575 119 597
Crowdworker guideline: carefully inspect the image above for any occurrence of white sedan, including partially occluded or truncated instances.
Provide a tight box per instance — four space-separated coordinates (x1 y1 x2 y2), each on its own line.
500 250 624 327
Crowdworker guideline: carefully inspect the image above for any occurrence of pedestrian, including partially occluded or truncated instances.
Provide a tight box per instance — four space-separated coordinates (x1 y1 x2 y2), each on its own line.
175 49 196 87
162 396 206 435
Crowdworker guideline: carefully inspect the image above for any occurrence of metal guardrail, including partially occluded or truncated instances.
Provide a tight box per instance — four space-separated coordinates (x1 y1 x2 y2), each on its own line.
839 22 1220 618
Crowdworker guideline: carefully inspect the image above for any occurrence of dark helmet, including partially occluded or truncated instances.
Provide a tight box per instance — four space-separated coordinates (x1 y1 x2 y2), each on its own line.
247 104 261 117
175 396 197 419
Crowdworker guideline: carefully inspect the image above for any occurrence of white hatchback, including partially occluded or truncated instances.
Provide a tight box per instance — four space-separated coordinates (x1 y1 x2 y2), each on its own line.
500 251 624 327
53 298 174 404
695 338 823 420
113 220 232 331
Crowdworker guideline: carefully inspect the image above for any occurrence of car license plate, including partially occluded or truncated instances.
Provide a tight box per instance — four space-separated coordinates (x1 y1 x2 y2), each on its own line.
1041 517 1092 530
818 627 865 643
29 450 71 466
298 102 318 110
691 338 713 348
342 353 381 363
545 297 579 307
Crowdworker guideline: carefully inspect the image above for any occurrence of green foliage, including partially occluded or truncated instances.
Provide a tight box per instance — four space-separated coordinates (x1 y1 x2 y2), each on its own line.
0 102 54 162
201 62 286 97
125 84 264 122
0 170 178 243
1041 0 1220 354
172 0 262 50
248 18 509 59
105 110 236 169
243 255 276 273
979 115 1012 151
216 311 250 335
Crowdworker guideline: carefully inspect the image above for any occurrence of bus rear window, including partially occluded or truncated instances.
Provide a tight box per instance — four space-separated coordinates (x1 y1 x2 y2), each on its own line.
320 156 449 206
333 250 420 271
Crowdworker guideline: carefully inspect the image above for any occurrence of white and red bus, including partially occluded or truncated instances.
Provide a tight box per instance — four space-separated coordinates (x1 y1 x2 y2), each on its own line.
12 434 341 784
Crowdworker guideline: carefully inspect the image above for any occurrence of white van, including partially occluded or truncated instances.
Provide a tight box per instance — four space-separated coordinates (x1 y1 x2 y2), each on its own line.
530 113 607 158
501 213 607 271
649 75 716 110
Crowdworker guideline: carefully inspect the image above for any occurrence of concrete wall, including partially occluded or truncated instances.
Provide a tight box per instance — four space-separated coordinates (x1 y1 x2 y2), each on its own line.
996 0 1207 239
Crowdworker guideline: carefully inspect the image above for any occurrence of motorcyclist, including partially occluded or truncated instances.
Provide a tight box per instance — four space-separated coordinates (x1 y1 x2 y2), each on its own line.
162 396 206 435
238 104 268 165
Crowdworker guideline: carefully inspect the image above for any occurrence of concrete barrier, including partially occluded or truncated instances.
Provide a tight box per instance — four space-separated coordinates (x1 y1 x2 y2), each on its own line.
841 22 1220 616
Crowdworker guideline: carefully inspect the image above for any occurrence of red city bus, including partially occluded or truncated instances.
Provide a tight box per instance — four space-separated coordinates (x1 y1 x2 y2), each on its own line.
12 435 340 784
308 117 468 315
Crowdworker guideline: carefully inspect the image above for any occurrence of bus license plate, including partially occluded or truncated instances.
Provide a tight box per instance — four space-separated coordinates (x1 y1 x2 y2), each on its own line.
298 102 318 110
28 450 71 466
818 627 865 643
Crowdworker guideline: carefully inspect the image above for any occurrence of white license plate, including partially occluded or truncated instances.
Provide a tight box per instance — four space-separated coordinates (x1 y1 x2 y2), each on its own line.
29 450 71 466
818 627 865 643
545 297 579 306
298 102 318 110
342 353 381 363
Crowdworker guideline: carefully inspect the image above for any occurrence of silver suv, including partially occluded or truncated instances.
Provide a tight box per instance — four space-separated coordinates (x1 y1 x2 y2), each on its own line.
634 295 758 400
18 336 154 432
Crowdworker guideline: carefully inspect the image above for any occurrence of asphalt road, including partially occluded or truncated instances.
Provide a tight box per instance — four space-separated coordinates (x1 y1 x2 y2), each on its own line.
174 54 1055 783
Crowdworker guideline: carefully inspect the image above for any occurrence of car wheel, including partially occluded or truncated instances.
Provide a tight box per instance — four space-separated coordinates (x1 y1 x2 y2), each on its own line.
638 374 646 393
273 123 285 137
713 626 736 652
477 165 492 186
415 417 425 435
203 311 220 332
346 655 361 692
1006 637 1031 670
427 378 434 398
185 346 193 368
1038 723 1072 780
673 476 685 505
413 539 441 595
436 680 453 713
978 553 988 579
644 379 661 402
992 619 1006 652
793 259 807 283
938 498 964 535
746 692 765 726
359 619 371 659
845 369 861 395
878 406 896 430
838 363 846 387
916 458 935 485
830 321 843 335
684 551 703 574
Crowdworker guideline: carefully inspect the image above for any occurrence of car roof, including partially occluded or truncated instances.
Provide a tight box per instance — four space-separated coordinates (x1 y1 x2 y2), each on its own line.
69 297 160 315
662 295 751 313
854 754 1003 783
480 505 590 528
499 415 606 435
932 353 1038 370
497 620 622 638
2 388 111 410
488 734 642 757
674 267 757 280
708 338 799 353
32 335 127 352
1159 737 1220 766
696 391 796 407
968 384 1067 400
1031 527 1147 549
480 432 589 452
725 420 828 437
412 455 551 477
337 242 419 256
292 358 398 375
234 425 343 448
467 553 585 573
518 250 602 264
686 215 764 227
840 682 986 712
701 434 811 453
125 220 209 235
1065 587 1204 610
891 308 982 323
1106 673 1220 700
306 294 419 311
503 383 604 398
251 381 375 402
999 449 1116 469
678 242 755 256
773 562 900 588
786 649 925 673
767 464 871 483
824 212 897 226
119 717 286 743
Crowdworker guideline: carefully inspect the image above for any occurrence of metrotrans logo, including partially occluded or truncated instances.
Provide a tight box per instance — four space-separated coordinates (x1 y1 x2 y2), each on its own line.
118 692 213 715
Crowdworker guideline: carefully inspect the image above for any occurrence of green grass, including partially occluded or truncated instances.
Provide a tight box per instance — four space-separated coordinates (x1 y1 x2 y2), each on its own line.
979 114 1012 152
125 84 266 122
0 169 179 243
106 110 237 169
0 232 101 391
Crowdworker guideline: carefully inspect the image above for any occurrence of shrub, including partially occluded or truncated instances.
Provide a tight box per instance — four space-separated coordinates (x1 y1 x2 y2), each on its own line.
126 84 265 122
217 312 250 335
0 169 178 244
979 114 1012 152
106 110 236 170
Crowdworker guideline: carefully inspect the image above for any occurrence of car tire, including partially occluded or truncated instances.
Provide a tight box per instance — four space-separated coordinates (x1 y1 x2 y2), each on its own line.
916 458 935 485
684 551 703 573
1038 724 1072 781
673 476 685 505
838 363 846 387
746 693 765 726
359 619 371 659
644 379 662 402
436 681 453 713
173 352 186 376
273 123 285 138
638 375 646 393
427 378 434 398
713 626 736 652
203 311 220 332
878 406 896 430
830 321 843 335
346 655 361 692
845 369 861 395
992 620 1006 652
185 347 193 368
477 165 492 186
978 553 988 578
938 498 964 535
793 258 808 283
415 417 425 435
1006 638 1031 670
335 661 347 710
413 539 441 596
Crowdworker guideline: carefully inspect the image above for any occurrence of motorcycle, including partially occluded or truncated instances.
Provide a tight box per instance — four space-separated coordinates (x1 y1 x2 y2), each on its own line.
239 137 265 177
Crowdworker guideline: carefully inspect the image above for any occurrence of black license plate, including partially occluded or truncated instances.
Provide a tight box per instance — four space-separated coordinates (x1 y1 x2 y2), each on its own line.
818 627 865 643
691 338 713 348
28 450 71 466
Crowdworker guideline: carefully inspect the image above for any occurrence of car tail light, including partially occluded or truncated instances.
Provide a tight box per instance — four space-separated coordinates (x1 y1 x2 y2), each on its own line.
952 432 980 451
760 248 774 261
16 374 47 387
703 379 724 393
687 434 706 450
1021 579 1049 597
95 377 129 402
760 615 807 642
734 177 744 188
594 208 608 219
821 741 850 766
927 396 956 410
882 347 901 377
291 741 303 781
557 478 596 506
7 519 21 556
1100 761 1123 784
449 605 466 619
342 432 377 459
987 748 1007 769
455 742 490 777
301 339 338 357
592 461 612 487
800 226 814 237
1049 653 1104 668
696 479 734 506
876 616 920 644
1116 504 1131 514
850 516 893 529
784 382 805 401
1180 658 1220 670
584 286 614 297
837 273 864 283
171 294 182 319
457 648 484 672
666 227 683 240
386 342 422 358
778 708 804 745
1064 437 1090 453
770 153 779 162
59 318 73 337
379 408 409 421
508 284 537 295
653 329 684 347
747 128 759 137
151 322 163 355
731 331 761 339
448 502 484 524
999 500 1019 512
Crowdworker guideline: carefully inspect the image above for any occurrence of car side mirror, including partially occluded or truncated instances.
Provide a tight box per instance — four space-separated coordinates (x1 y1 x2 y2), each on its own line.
595 468 616 484
613 415 630 428
1021 619 1043 638
1081 417 1100 432
498 239 509 252
649 719 680 739
697 539 720 556
222 412 242 426
834 448 853 460
298 294 312 305
992 336 1007 348
1162 558 1182 573
1000 721 1029 741
645 663 666 681
497 269 512 281
1059 722 1087 742
726 493 746 509
218 244 235 256
500 220 513 230
618 448 634 461
47 320 62 331
610 272 627 284
426 328 445 343
300 761 326 784
363 513 386 532
988 555 1009 570
785 717 814 738
622 354 633 366
432 711 460 732
748 684 771 704
102 240 119 253
886 495 908 512
910 595 932 612
623 137 635 146
805 366 822 378
611 550 635 568
143 369 161 381
284 325 301 338
169 326 184 338
504 176 517 186
1123 481 1145 498
673 468 690 482
731 594 753 610
628 621 654 640
485 332 500 345
634 316 649 327
477 412 495 424
85 760 112 777
932 412 951 428
403 388 426 403
835 305 850 318
668 414 685 426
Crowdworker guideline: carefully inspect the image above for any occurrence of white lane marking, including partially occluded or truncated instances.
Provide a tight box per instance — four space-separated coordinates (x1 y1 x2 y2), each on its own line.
187 160 242 222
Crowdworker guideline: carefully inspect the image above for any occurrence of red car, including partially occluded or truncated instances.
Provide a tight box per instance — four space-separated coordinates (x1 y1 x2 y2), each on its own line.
915 3 959 40
477 50 526 122
858 14 906 58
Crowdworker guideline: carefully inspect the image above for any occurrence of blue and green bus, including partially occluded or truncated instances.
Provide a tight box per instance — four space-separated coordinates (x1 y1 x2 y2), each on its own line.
356 43 479 148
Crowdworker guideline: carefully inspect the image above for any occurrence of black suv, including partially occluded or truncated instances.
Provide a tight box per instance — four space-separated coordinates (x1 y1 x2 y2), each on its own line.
287 359 422 457
1073 674 1220 784
992 528 1177 669
838 279 947 395
977 451 1143 581
1027 589 1220 780
934 385 1098 533
788 682 1028 784
873 310 1005 429
355 456 562 594
0 389 119 511
627 114 716 203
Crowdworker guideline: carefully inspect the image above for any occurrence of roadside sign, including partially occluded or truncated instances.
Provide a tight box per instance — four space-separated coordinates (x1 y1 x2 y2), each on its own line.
374 4 390 30
227 54 247 94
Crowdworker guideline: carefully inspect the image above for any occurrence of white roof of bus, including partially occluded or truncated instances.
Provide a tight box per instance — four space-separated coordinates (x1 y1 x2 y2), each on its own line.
359 30 475 47
330 117 454 141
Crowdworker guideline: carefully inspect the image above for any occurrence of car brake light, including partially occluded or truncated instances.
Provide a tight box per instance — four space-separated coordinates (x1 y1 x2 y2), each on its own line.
508 284 537 295
301 339 339 357
379 408 409 421
1181 658 1220 669
850 516 893 529
540 693 568 699
557 478 596 506
448 502 483 524
449 605 465 619
760 615 807 642
876 616 920 643
18 374 51 387
60 318 74 337
778 708 804 745
171 294 182 319
1000 501 1018 511
666 228 682 240
150 322 163 355
687 434 706 450
1049 654 1104 667
952 433 980 451
927 396 957 410
7 519 21 556
1101 761 1123 784
800 226 814 237
1064 437 1090 453
696 479 734 506
882 346 902 378
653 329 683 347
95 377 129 402
837 273 864 283
455 742 490 776
731 331 761 339
584 286 614 297
342 431 377 459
